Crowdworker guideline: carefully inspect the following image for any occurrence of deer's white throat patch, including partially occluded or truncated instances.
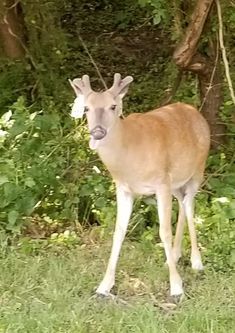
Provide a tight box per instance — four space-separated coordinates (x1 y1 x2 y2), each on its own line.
89 136 101 150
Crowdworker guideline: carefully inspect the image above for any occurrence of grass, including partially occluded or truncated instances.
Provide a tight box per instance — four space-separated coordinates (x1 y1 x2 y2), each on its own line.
0 239 234 333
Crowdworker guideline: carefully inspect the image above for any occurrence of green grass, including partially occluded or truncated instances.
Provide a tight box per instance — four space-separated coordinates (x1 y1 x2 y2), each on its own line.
0 240 234 333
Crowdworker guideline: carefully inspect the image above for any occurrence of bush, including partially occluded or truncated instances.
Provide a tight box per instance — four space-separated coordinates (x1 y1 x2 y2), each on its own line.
0 96 114 232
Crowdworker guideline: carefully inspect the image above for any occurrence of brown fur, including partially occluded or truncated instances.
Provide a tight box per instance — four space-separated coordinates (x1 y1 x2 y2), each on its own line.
70 74 210 297
98 102 210 195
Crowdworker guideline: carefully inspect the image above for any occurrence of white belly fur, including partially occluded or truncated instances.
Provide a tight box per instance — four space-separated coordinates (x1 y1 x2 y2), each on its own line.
117 174 192 196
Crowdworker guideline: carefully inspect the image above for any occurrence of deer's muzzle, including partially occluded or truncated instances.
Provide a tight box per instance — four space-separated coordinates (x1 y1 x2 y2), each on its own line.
90 126 107 140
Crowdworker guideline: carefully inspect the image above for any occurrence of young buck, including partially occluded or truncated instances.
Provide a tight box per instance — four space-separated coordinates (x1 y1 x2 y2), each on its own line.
69 73 210 296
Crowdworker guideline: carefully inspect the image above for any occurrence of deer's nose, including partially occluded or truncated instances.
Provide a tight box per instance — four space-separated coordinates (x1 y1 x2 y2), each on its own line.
90 126 107 140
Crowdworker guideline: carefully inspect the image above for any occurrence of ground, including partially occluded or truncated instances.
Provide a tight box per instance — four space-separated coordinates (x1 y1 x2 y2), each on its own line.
0 239 234 333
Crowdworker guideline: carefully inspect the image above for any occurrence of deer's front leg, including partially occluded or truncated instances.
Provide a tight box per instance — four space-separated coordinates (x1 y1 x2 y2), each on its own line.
96 185 134 296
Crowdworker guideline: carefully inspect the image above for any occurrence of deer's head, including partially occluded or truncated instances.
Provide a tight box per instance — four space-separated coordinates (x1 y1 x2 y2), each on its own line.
69 73 133 149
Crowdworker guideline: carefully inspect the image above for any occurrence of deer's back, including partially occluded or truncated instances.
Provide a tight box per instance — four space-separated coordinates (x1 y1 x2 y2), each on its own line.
102 102 210 194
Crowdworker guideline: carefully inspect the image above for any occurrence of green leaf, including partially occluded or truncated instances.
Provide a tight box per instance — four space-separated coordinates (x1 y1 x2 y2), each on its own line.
224 100 233 106
153 14 161 25
25 177 36 188
1 110 12 124
95 183 106 194
143 197 156 205
230 249 235 264
80 184 93 196
29 112 37 121
8 210 19 226
95 197 106 208
0 175 9 186
4 183 18 202
16 196 36 215
72 197 79 204
138 0 148 7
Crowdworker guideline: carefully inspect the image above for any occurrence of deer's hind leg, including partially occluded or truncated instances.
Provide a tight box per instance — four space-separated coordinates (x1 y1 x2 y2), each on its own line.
183 176 204 270
156 183 183 296
173 173 204 270
172 188 186 264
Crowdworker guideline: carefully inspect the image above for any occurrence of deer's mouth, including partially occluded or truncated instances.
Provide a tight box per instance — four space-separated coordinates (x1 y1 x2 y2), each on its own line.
90 126 107 140
89 126 107 150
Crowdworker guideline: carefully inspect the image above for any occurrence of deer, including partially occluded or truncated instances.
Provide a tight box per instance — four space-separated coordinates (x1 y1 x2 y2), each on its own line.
69 73 210 297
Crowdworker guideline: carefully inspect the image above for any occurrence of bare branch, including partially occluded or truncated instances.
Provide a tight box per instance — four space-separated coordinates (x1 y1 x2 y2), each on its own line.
199 37 219 112
78 34 107 90
5 0 21 10
215 0 235 105
160 70 183 106
172 0 183 39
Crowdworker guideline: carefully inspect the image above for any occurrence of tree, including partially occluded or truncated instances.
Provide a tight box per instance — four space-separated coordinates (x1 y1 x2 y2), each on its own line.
173 0 225 147
0 0 26 59
139 0 228 147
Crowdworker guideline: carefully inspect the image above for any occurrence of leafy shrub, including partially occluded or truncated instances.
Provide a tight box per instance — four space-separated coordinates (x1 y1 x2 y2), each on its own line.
0 97 114 233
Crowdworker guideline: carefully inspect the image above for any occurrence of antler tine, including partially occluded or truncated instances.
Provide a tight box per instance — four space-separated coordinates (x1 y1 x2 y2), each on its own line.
82 74 93 96
120 76 133 86
69 75 93 97
109 73 122 94
108 73 133 97
113 73 121 86
82 74 91 88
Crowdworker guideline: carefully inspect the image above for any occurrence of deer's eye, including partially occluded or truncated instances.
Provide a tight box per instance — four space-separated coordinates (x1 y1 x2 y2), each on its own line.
84 106 89 113
110 105 116 111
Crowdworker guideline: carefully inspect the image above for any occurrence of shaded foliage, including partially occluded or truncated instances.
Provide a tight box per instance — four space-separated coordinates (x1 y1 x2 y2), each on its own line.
0 0 234 271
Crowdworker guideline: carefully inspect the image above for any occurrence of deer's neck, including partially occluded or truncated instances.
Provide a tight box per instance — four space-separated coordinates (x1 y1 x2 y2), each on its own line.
97 119 125 172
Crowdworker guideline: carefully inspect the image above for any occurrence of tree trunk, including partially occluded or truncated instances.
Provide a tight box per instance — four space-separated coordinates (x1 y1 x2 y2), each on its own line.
173 0 225 148
197 41 225 147
173 0 214 68
0 0 25 58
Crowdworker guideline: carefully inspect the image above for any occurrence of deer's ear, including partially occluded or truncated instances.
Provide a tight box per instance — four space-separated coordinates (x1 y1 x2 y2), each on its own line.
69 79 83 97
118 76 133 99
71 95 85 118
69 78 87 118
